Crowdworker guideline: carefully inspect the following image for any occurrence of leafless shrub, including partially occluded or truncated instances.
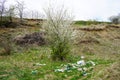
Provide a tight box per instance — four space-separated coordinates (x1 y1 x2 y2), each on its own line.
0 0 7 21
16 0 25 24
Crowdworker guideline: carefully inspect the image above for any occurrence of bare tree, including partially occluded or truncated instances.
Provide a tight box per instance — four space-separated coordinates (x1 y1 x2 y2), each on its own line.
30 10 38 19
31 10 34 19
109 13 120 24
35 11 44 20
16 0 25 24
0 0 7 21
43 5 74 61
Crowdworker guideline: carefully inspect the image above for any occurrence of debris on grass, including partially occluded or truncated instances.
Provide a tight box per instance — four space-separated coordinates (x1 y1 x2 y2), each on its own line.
31 70 38 75
31 56 95 77
54 56 96 76
81 56 85 59
77 60 85 66
33 63 46 66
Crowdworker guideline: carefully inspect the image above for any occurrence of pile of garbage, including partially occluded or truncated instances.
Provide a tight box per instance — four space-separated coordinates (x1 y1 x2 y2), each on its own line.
54 56 95 76
31 56 96 76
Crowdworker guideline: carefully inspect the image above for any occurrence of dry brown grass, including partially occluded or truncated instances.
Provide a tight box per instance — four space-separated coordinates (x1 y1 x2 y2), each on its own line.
101 62 120 80
75 24 106 31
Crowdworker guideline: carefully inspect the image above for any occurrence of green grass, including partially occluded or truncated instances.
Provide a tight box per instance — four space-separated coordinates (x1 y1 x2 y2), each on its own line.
0 46 116 80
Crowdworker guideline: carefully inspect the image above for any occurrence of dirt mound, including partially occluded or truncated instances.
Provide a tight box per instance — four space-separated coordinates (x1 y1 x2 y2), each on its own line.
14 32 45 46
107 24 120 28
80 27 105 31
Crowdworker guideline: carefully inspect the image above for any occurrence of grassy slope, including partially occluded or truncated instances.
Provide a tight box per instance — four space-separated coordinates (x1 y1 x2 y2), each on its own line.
0 23 120 80
74 20 110 26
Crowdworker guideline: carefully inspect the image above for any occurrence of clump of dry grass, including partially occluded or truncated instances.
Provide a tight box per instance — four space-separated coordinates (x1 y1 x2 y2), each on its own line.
44 74 57 80
0 39 12 55
102 62 120 80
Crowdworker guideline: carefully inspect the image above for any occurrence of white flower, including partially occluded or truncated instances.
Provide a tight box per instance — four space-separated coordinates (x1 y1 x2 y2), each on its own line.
77 60 85 66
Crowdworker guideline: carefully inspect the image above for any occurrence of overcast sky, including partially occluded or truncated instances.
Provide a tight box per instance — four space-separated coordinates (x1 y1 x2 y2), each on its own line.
7 0 120 21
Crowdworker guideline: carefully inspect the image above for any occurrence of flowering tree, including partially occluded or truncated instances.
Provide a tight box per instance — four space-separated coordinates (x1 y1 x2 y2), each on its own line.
43 5 74 61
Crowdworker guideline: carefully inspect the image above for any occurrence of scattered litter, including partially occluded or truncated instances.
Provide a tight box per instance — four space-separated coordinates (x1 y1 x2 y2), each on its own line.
55 69 65 72
77 60 85 66
81 56 85 59
88 61 96 66
31 57 96 77
34 63 46 66
82 72 87 76
86 61 96 67
31 70 38 74
77 68 82 71
83 67 87 71
54 59 96 76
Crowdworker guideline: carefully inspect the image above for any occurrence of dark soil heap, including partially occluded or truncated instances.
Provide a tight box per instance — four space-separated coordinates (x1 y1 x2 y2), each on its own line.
14 32 45 46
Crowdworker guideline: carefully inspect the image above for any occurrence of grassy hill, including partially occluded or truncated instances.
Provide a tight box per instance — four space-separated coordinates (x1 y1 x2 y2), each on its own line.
75 20 111 25
0 22 120 80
